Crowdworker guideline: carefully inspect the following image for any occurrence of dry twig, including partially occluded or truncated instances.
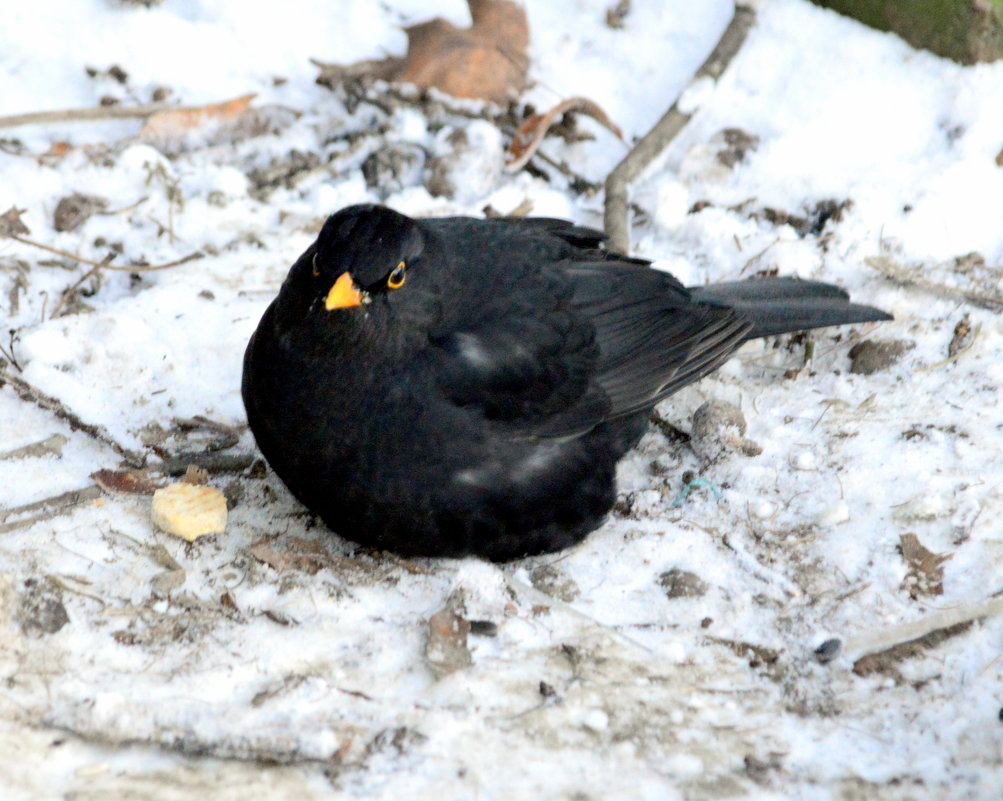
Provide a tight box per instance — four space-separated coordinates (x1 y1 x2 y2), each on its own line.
844 595 1003 662
604 5 756 253
0 99 243 131
0 486 102 534
7 231 203 273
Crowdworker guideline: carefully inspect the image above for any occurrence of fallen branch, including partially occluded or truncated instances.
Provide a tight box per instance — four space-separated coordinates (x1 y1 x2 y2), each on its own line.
866 255 1003 311
0 99 243 131
844 595 1003 662
603 4 756 253
7 231 203 273
0 486 102 534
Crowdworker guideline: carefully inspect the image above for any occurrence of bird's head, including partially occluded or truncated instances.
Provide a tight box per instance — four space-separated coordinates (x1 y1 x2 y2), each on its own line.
307 204 426 312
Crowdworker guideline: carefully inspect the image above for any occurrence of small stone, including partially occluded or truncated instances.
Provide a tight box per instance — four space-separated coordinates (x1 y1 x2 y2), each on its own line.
691 400 762 462
18 578 69 636
659 568 709 599
151 483 227 541
814 638 842 664
107 65 129 85
468 619 498 637
848 339 913 375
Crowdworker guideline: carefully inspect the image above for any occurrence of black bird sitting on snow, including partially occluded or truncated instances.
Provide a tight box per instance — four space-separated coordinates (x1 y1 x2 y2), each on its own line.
242 204 890 561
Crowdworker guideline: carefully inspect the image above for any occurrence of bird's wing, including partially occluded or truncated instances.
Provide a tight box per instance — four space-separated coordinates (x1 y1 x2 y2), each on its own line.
425 258 614 440
421 217 750 440
567 261 753 418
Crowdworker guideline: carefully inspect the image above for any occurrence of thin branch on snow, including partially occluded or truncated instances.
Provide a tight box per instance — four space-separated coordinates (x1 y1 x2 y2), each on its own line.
603 5 756 254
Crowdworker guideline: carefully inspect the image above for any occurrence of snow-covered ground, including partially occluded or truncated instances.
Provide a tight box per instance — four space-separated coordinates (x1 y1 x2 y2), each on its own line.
2 1 1002 798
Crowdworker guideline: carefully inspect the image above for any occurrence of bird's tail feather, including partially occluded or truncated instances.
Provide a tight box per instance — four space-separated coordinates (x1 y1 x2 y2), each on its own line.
688 278 891 340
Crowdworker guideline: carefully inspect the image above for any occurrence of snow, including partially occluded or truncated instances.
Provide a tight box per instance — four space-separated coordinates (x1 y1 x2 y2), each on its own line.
2 0 1003 799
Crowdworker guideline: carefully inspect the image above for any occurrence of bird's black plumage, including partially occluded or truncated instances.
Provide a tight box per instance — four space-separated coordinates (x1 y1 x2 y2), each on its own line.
242 204 891 561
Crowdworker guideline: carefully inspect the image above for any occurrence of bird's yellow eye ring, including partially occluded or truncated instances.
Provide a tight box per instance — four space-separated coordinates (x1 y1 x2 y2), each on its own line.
387 261 406 289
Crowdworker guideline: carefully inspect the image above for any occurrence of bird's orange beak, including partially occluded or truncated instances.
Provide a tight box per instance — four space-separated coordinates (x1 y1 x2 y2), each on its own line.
325 272 363 310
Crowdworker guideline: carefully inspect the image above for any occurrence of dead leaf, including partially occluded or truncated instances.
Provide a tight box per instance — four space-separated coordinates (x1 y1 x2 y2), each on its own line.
899 533 951 599
316 0 529 104
138 93 255 141
249 536 363 575
40 141 72 165
947 314 972 358
506 97 623 172
91 468 162 495
137 94 297 155
605 0 632 29
250 539 308 574
53 193 108 233
0 206 30 238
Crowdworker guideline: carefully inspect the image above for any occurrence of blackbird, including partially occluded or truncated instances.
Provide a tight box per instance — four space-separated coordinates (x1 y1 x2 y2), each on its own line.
243 204 890 561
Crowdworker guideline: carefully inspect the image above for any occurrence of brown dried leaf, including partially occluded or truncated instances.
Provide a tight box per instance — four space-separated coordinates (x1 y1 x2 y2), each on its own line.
506 97 623 172
53 193 108 233
139 94 254 137
899 533 951 599
137 94 297 155
947 313 972 358
91 468 162 495
0 206 30 238
317 0 529 104
39 142 73 166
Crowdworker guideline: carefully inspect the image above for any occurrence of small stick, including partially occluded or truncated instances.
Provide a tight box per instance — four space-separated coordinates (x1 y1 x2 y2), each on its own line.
0 100 229 131
0 486 102 534
604 5 756 254
844 595 1003 661
7 232 202 272
866 255 1003 311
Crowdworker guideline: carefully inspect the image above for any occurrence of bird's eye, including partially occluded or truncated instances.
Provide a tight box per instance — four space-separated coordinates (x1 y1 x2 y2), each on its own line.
311 252 320 278
387 261 406 289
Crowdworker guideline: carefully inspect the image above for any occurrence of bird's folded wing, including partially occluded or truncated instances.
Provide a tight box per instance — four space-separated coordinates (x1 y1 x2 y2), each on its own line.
567 262 752 418
427 275 613 440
